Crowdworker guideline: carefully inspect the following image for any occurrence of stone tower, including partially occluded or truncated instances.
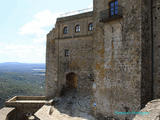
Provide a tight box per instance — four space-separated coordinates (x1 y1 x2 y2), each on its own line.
92 0 160 119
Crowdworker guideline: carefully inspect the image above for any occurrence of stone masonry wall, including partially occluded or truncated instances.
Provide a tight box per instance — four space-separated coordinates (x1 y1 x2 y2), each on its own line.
45 0 160 119
57 37 93 94
93 0 143 119
46 13 94 98
153 0 160 99
46 27 59 99
141 0 153 108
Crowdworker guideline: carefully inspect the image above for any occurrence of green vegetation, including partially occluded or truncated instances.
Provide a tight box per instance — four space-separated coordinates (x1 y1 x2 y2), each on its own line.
0 63 45 108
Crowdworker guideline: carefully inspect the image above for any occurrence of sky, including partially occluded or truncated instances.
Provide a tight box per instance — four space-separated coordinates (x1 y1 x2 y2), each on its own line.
0 0 93 63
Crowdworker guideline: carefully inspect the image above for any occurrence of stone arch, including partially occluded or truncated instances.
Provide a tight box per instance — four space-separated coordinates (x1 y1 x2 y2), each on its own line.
66 72 78 89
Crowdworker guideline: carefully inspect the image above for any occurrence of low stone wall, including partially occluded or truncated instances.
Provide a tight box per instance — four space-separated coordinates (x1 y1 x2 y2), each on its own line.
4 96 52 120
5 96 47 114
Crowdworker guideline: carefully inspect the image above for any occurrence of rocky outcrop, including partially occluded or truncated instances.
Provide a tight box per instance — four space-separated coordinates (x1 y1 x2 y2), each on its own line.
35 89 96 120
134 99 160 120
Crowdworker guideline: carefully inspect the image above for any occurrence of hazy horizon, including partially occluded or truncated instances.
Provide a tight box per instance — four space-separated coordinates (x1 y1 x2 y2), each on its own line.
0 62 45 64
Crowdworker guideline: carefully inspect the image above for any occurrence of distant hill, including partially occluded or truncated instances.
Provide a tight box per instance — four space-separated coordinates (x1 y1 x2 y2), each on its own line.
0 62 45 108
0 62 45 73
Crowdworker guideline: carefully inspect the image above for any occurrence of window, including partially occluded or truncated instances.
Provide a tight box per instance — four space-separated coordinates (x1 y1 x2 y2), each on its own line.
109 0 118 16
65 49 69 57
75 25 80 33
63 26 68 34
88 23 93 31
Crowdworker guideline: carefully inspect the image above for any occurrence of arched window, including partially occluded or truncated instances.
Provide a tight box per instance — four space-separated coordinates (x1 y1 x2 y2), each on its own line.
63 26 68 34
109 0 118 16
88 23 93 31
75 25 80 33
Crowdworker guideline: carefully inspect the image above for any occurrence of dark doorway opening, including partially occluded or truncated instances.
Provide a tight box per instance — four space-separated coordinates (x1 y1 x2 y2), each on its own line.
66 72 77 89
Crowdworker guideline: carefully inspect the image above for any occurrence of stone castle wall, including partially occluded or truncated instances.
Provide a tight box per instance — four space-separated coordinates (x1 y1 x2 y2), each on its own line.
153 0 160 99
92 0 155 119
1 0 160 120
141 0 153 108
57 37 93 94
46 0 160 119
46 28 59 98
46 12 94 98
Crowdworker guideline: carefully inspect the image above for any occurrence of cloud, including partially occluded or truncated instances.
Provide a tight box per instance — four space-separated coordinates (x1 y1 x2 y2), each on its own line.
19 10 61 44
1 5 94 63
1 10 62 63
19 10 60 36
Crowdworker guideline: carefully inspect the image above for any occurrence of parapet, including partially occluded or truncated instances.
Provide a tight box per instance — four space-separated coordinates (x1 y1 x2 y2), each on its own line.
5 96 51 108
3 96 53 120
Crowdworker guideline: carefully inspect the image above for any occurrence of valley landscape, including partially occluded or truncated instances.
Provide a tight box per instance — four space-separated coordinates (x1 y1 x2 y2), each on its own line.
0 62 45 108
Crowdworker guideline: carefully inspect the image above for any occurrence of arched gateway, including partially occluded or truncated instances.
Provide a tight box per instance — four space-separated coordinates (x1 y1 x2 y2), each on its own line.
66 72 78 89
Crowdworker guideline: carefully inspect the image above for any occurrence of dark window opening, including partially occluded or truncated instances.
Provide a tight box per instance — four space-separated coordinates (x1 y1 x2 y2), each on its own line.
75 25 80 33
63 27 68 34
109 0 118 16
65 49 69 57
88 23 93 31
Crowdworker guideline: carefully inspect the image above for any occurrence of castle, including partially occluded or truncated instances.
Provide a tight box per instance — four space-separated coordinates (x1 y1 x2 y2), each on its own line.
46 0 160 119
1 0 160 120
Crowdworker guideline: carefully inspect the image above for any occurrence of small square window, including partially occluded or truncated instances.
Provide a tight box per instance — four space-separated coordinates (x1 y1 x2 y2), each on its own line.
65 49 69 57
